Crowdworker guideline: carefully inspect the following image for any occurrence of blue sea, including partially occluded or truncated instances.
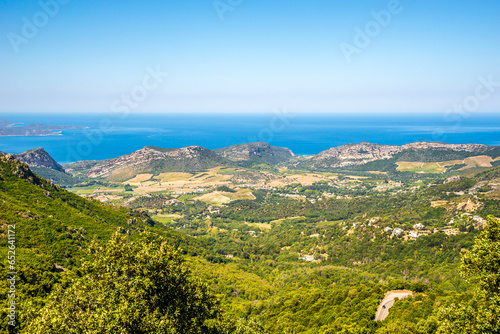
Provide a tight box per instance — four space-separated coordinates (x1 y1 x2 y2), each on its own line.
0 112 499 164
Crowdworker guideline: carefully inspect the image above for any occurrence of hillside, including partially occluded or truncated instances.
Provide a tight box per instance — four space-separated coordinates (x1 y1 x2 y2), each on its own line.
2 147 89 186
0 154 248 332
214 142 294 166
83 145 229 181
12 147 66 173
0 153 154 327
292 141 497 171
0 153 214 269
0 154 158 265
58 141 500 181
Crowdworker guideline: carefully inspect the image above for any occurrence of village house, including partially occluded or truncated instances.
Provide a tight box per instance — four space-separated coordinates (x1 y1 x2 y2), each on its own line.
299 255 315 262
392 228 404 236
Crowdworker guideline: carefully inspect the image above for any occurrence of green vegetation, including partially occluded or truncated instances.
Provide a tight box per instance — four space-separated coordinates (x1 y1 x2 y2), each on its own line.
393 149 480 163
24 232 222 334
2 144 500 333
31 167 89 187
213 142 293 167
438 216 500 333
143 146 176 153
0 155 213 332
216 185 237 193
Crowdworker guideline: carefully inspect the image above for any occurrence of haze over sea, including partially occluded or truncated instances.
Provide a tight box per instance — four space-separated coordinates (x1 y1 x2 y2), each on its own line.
1 112 499 164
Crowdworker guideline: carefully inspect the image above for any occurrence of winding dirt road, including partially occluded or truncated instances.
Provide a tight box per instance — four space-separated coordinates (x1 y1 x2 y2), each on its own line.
375 290 413 321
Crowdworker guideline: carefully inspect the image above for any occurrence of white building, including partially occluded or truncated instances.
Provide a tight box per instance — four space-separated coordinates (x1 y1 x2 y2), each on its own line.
393 228 404 236
408 231 419 239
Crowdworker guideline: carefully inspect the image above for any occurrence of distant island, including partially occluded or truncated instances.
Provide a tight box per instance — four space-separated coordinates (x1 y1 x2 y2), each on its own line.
0 119 86 137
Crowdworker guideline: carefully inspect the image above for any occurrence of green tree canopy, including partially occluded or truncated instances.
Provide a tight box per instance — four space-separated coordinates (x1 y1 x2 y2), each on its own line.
438 216 500 333
24 232 222 334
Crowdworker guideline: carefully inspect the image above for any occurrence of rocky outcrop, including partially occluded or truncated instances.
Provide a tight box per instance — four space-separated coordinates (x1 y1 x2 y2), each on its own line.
311 141 491 168
14 148 66 173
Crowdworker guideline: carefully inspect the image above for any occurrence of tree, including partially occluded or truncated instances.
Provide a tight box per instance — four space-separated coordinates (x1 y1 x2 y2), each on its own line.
375 320 417 334
438 216 500 333
24 232 222 334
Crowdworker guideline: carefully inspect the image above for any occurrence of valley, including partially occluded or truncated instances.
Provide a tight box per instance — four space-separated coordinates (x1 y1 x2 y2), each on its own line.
2 140 500 333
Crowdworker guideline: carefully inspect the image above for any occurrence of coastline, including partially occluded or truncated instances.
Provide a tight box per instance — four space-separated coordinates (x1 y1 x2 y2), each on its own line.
0 133 64 137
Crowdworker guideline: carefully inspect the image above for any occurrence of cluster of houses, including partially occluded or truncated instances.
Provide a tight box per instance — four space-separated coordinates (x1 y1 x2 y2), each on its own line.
458 212 487 228
298 214 495 263
386 224 433 239
339 213 491 241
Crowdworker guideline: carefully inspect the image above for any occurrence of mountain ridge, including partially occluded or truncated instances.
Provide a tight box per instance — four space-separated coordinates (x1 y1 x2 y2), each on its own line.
37 140 500 181
309 141 492 168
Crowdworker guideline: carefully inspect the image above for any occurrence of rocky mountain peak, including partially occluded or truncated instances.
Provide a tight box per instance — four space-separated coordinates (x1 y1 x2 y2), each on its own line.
13 148 66 173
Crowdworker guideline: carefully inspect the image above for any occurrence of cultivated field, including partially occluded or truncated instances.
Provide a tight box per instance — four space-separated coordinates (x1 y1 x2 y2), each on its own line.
194 189 256 204
397 155 498 173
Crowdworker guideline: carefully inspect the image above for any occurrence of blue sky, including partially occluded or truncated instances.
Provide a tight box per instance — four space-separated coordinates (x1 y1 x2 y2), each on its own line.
1 0 499 114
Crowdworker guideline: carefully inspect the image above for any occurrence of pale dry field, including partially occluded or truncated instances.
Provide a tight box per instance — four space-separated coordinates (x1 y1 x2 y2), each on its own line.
463 155 493 168
268 173 332 187
397 155 496 173
195 192 232 204
127 168 343 194
396 162 446 173
194 189 256 204
124 173 154 184
245 222 272 230
431 200 448 208
156 172 193 182
128 167 233 194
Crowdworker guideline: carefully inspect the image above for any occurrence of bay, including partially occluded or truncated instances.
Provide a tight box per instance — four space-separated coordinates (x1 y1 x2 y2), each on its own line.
0 112 499 164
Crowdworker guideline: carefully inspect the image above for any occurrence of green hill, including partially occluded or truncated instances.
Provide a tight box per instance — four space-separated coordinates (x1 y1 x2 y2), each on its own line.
214 142 294 167
80 146 230 181
0 154 212 330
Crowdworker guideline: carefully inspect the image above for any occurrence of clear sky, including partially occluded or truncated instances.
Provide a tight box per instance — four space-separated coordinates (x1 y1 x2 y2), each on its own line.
1 0 499 114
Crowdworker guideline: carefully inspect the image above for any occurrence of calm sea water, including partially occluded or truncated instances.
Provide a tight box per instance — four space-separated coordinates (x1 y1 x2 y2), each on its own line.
0 112 499 164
